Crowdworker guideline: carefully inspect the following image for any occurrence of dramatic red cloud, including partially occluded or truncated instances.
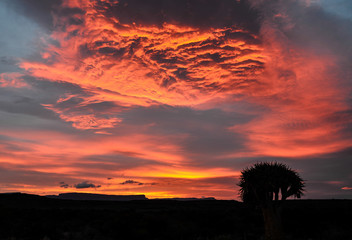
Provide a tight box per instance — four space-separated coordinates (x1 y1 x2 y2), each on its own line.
230 14 352 157
233 49 351 157
21 0 266 131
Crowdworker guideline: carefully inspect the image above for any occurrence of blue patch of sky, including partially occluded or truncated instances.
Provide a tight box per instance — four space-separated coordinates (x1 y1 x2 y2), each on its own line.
318 0 352 20
0 1 42 73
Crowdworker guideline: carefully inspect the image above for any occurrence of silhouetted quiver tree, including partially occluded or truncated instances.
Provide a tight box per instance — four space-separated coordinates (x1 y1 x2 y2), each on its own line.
238 162 305 240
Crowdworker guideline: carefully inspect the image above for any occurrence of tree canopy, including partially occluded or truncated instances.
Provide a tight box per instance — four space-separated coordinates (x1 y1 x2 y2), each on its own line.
238 162 305 206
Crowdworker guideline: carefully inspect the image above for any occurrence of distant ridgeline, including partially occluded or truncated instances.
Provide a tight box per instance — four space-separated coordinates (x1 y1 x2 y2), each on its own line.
0 192 216 201
46 193 148 201
46 193 216 201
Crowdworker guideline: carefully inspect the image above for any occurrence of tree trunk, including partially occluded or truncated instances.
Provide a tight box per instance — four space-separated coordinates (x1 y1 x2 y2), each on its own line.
262 206 284 240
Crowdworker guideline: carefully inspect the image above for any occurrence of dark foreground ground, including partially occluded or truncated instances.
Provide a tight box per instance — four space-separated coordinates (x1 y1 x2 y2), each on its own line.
0 193 351 240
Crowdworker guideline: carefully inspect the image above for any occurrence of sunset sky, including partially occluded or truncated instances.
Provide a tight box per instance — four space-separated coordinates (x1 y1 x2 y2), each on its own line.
0 0 351 199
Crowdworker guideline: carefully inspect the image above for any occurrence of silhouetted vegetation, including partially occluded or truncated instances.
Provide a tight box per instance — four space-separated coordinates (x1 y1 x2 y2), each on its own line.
239 162 305 240
0 193 351 240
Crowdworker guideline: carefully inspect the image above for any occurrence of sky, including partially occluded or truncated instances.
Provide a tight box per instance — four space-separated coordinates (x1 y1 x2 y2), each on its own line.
0 0 351 200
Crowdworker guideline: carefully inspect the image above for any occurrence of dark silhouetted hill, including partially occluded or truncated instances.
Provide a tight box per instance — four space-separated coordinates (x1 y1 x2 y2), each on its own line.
153 197 216 201
46 192 148 201
45 193 216 201
0 193 351 240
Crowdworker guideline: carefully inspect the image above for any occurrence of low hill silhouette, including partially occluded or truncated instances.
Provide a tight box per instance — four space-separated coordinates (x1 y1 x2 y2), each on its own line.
0 193 351 240
44 192 216 201
46 192 148 201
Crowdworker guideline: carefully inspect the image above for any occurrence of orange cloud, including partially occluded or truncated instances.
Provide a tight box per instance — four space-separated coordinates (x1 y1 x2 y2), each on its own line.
20 0 266 121
0 73 29 88
230 20 352 157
